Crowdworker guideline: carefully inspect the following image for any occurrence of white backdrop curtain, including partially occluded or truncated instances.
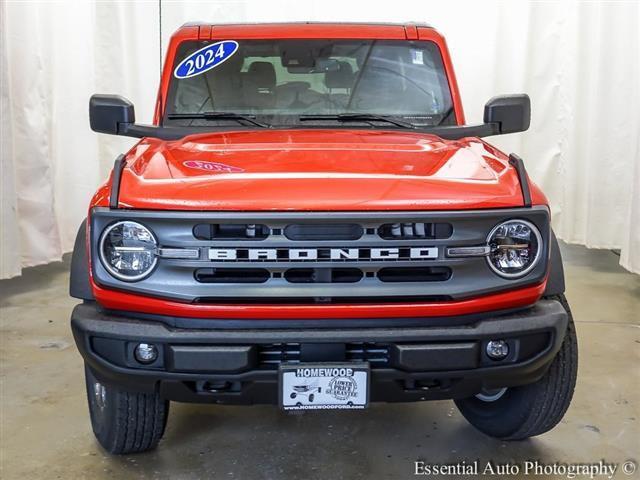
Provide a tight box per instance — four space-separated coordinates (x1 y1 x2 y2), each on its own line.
1 0 639 278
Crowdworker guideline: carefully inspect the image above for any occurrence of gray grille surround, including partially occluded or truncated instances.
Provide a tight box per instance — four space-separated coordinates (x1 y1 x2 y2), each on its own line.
90 207 550 303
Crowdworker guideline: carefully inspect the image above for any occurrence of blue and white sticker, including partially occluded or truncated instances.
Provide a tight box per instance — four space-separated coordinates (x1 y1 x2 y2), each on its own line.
174 40 239 79
411 49 424 65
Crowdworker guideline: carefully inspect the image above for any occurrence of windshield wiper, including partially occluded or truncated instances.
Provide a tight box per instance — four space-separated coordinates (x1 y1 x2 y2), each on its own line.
167 112 270 128
299 113 416 129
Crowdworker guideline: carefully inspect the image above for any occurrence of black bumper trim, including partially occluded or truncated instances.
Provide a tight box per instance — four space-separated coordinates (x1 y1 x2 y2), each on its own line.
71 300 568 404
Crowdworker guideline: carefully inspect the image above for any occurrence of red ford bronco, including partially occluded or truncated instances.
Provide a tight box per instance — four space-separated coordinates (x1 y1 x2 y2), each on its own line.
70 22 577 454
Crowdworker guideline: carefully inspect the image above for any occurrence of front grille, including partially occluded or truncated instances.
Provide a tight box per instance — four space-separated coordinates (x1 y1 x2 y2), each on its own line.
378 222 452 240
194 268 270 283
284 223 363 240
90 207 550 304
377 266 451 283
284 268 363 283
193 267 450 284
193 223 269 240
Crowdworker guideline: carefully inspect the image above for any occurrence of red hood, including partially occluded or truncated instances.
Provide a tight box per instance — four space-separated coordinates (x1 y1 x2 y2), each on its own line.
114 129 531 211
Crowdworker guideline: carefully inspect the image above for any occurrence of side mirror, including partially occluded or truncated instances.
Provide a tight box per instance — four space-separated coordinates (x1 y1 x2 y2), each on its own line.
89 94 135 135
484 94 530 134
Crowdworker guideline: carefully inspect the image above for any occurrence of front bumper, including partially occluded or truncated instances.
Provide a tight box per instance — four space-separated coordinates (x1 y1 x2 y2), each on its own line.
71 300 568 404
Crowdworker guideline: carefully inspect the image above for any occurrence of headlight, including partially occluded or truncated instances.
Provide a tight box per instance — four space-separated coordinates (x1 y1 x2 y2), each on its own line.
99 221 157 281
486 220 542 278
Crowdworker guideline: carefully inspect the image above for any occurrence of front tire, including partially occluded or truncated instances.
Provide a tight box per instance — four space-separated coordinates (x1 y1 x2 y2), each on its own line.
85 365 169 454
455 295 578 440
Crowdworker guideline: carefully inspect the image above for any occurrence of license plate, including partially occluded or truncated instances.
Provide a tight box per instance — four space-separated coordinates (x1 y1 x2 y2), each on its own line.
279 363 369 411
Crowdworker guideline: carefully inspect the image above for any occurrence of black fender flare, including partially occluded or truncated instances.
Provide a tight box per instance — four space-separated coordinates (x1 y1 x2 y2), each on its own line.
544 230 565 296
70 219 94 300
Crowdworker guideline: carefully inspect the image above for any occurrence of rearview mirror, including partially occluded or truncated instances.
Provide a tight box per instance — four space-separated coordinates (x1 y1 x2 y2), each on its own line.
484 94 531 134
89 94 135 135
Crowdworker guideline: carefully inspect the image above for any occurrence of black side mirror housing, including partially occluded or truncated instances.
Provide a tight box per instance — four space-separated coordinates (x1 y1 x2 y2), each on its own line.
484 94 531 134
89 94 135 135
88 93 185 140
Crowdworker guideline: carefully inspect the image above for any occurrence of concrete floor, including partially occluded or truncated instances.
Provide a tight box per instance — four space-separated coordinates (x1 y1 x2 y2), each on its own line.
1 243 638 479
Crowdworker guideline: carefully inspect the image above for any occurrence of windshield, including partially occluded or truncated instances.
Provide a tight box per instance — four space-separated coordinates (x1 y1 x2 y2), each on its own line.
164 39 455 128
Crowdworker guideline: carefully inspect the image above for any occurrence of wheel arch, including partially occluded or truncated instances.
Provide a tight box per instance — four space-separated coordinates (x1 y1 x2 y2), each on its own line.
544 230 565 296
70 219 94 300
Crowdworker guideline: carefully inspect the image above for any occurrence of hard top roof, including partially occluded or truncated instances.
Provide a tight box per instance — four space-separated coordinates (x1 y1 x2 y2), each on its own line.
170 21 439 42
180 21 434 28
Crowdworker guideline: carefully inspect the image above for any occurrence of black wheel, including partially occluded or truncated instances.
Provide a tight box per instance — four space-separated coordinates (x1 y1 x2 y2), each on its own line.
455 294 578 440
85 365 169 454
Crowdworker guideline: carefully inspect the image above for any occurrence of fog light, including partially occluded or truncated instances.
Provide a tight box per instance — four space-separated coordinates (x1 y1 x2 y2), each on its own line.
486 340 509 360
134 343 158 364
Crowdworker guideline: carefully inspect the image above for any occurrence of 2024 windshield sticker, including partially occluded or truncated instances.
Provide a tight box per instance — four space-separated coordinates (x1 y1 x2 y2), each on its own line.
174 40 239 79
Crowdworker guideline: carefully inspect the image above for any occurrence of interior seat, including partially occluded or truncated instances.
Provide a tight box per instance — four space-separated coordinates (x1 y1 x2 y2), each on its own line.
244 61 276 110
324 61 355 110
208 52 245 110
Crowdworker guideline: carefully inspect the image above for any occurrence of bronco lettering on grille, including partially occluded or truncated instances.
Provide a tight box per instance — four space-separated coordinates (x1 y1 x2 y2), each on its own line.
208 247 438 261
